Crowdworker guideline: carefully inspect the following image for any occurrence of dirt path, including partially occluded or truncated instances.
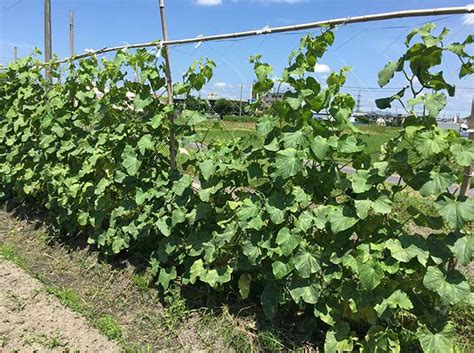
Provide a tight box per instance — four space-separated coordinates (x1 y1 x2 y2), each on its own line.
0 260 120 352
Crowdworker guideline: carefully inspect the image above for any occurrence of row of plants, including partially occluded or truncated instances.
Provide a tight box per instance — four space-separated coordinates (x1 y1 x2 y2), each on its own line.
1 24 473 352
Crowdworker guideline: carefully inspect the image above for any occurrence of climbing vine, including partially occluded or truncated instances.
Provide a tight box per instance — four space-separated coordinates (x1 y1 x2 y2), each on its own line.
0 24 473 352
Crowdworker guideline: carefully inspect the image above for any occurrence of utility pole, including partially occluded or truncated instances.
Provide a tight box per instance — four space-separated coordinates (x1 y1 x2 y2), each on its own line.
44 0 52 82
239 83 243 117
356 91 361 113
159 0 176 176
13 46 17 61
459 98 474 197
69 11 74 57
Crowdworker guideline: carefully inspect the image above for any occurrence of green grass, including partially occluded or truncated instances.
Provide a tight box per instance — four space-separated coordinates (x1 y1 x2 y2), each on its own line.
196 120 400 160
47 285 84 313
0 243 27 268
96 315 123 341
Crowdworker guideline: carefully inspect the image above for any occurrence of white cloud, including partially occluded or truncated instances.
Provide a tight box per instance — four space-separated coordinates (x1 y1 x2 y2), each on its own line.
234 0 306 2
314 63 331 73
214 82 227 87
463 13 474 25
196 0 222 6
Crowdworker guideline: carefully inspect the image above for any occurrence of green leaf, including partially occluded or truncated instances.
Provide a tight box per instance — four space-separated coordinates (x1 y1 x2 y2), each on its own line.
414 131 448 158
274 148 304 179
121 146 141 176
137 134 154 155
359 262 384 290
423 266 470 305
199 160 215 181
418 323 454 353
351 170 372 194
158 267 177 290
385 238 429 267
238 274 251 299
272 261 291 279
324 323 354 353
378 61 399 87
374 289 413 317
450 143 474 167
275 227 300 256
289 277 320 304
293 251 320 278
449 235 473 266
420 171 456 197
328 206 358 234
310 136 329 160
435 197 474 230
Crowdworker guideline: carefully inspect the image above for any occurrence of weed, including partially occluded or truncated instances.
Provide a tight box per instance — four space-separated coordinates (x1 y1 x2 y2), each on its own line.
0 244 27 268
96 315 123 341
47 285 84 313
162 286 189 331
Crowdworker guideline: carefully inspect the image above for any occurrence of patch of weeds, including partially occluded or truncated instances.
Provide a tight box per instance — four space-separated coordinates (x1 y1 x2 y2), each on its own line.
45 333 68 349
132 273 150 291
96 315 123 341
0 244 27 268
47 285 84 313
162 286 189 331
197 307 254 352
450 303 474 352
257 329 286 351
21 332 68 349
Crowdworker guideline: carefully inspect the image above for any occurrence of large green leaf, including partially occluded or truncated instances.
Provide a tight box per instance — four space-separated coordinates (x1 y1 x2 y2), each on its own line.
418 324 454 353
324 323 354 353
274 148 304 179
121 146 141 176
293 251 320 278
328 206 358 234
420 171 456 196
289 277 320 304
359 262 385 290
423 266 470 305
450 143 474 167
414 130 448 158
435 197 474 230
448 235 473 266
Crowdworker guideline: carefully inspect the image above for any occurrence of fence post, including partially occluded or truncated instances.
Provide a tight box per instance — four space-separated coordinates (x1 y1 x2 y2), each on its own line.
159 0 177 180
44 0 52 82
459 98 474 197
69 11 75 58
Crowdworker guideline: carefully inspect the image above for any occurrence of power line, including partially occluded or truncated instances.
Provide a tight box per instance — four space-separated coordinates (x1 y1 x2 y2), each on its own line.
1 0 23 13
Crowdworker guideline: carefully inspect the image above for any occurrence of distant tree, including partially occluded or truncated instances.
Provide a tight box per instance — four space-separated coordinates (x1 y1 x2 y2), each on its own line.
213 98 238 118
186 97 210 112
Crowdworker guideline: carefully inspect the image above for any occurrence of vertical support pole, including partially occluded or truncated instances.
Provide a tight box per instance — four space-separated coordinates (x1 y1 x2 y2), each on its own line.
69 11 74 58
239 83 243 117
159 0 176 177
459 98 474 197
44 0 52 82
13 47 17 61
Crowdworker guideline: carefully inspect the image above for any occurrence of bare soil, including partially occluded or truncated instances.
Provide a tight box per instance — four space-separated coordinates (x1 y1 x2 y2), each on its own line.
0 260 119 352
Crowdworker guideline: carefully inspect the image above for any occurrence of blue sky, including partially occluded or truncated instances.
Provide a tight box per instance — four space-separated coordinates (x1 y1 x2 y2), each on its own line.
1 0 473 116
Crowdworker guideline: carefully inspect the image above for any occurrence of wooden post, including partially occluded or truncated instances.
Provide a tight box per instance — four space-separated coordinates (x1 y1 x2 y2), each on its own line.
69 11 74 58
44 0 52 82
459 98 474 197
159 0 176 176
13 47 17 61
